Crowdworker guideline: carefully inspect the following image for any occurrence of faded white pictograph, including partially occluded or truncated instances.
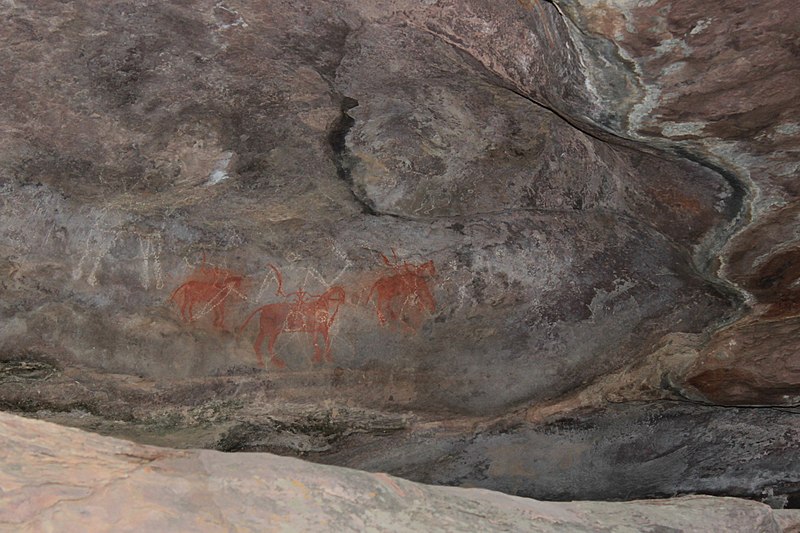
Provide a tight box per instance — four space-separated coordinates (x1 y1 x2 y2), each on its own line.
72 209 120 287
138 233 165 290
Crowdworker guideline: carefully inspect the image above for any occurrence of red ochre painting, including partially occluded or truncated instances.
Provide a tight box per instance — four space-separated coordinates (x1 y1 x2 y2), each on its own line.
169 256 245 330
169 252 436 368
238 265 346 368
368 250 436 332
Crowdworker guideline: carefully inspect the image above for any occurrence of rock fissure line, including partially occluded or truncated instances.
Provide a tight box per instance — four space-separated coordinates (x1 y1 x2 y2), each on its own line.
630 396 800 415
327 94 379 216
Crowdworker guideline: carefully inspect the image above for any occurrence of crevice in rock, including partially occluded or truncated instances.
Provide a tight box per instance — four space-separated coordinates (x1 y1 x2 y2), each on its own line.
646 386 800 414
326 95 379 216
672 146 751 279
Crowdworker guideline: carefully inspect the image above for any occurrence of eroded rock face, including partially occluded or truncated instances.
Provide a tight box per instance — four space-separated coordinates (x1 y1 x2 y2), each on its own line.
537 0 800 406
0 0 798 507
2 413 798 532
316 401 800 504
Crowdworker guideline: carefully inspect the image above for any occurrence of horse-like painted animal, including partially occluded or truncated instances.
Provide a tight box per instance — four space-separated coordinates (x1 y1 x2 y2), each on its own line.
239 265 345 368
368 250 436 332
170 259 244 329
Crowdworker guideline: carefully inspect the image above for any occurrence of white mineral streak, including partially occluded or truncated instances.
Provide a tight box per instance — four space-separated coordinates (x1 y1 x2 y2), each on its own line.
206 151 233 185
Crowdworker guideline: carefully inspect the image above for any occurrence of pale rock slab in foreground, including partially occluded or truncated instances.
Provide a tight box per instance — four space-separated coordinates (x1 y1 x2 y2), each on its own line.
0 413 797 532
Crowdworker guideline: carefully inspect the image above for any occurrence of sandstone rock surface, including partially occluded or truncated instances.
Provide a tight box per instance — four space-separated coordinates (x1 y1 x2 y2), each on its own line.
0 0 798 508
1 412 798 532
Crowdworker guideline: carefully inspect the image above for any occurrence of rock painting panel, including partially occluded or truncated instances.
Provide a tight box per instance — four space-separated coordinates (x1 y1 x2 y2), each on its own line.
169 251 437 369
239 265 345 368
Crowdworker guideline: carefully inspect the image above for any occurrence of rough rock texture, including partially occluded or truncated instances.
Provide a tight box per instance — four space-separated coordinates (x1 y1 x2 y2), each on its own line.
0 0 736 413
2 413 799 532
538 0 800 406
1 0 798 509
316 401 800 504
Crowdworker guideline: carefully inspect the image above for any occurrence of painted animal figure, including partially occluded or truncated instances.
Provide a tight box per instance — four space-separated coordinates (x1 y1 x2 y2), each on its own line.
369 251 436 332
240 265 345 368
170 274 244 329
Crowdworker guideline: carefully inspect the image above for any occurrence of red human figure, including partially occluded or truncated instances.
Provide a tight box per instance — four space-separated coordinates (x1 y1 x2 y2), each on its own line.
239 265 346 368
368 250 436 332
169 255 245 329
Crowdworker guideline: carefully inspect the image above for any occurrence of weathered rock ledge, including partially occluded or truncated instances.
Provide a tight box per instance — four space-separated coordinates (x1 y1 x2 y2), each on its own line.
1 412 798 532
